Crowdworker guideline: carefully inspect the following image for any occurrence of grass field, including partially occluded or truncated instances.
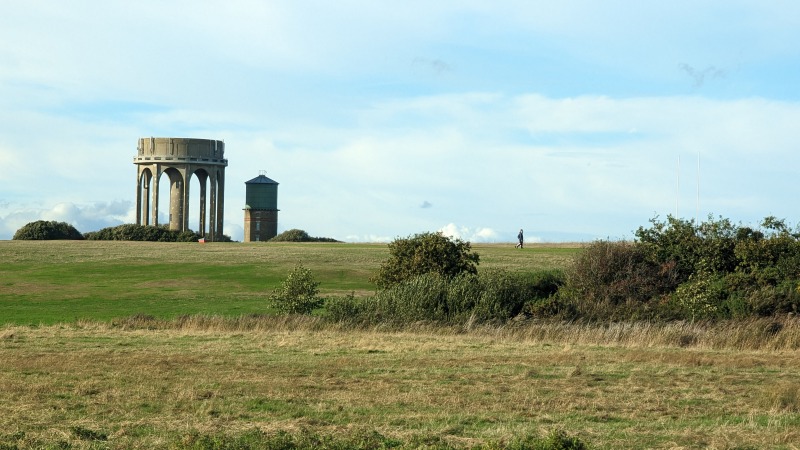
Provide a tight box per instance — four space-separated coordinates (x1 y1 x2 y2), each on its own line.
3 240 800 449
0 240 578 325
2 319 800 449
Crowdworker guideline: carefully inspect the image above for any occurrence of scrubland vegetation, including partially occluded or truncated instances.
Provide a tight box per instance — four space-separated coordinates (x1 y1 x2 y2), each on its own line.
324 217 800 327
4 215 800 448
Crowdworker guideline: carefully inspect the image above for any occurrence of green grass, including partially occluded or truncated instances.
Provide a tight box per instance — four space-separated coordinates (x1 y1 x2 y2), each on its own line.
0 240 578 325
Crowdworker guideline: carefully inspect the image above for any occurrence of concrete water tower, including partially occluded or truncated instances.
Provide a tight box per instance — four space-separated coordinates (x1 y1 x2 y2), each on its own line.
133 137 227 241
243 171 279 242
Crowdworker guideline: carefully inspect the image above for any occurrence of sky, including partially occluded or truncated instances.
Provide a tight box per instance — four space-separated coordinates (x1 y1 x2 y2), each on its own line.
2 1 800 243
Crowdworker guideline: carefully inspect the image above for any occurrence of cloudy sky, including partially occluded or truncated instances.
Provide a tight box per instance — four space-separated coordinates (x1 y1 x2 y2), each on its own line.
2 1 800 243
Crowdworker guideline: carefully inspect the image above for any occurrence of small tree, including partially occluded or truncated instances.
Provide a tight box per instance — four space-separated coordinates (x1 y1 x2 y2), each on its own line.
372 232 480 289
269 264 323 314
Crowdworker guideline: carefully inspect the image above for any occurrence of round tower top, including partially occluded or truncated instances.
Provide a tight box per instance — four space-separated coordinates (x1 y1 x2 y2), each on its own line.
134 137 227 166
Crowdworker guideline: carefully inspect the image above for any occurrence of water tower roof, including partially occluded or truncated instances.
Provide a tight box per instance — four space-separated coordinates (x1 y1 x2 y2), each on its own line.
245 174 279 185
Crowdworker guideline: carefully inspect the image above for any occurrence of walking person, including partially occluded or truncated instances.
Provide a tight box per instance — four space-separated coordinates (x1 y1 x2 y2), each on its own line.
515 229 524 249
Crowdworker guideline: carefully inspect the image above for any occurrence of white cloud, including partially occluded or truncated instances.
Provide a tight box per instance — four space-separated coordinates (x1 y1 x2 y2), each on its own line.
223 223 244 242
439 223 500 243
344 234 393 243
0 201 131 239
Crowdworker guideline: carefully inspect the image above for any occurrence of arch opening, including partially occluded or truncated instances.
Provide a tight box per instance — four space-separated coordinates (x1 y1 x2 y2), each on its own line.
189 168 210 237
137 168 154 226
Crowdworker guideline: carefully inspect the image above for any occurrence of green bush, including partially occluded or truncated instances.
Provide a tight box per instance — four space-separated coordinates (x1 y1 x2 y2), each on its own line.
84 224 203 242
270 228 311 241
324 293 364 325
331 269 563 326
372 232 480 289
670 264 728 320
367 272 450 324
635 215 739 283
270 229 340 242
269 265 324 315
12 220 83 240
561 215 800 321
738 280 800 317
471 270 543 323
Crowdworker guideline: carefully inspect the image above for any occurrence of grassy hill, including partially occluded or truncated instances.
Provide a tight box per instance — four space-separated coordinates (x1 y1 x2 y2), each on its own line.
0 240 579 325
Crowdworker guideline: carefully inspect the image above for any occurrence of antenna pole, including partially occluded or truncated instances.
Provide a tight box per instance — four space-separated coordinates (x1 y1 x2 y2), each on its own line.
696 152 700 224
676 155 680 218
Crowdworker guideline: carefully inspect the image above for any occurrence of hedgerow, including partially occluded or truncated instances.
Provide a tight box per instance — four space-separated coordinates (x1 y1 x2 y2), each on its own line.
558 215 800 321
83 224 205 242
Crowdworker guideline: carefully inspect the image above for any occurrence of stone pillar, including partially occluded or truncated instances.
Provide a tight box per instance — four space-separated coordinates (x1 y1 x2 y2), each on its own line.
215 169 225 240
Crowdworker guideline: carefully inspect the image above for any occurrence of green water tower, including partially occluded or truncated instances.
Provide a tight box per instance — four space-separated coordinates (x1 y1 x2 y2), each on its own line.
243 172 279 242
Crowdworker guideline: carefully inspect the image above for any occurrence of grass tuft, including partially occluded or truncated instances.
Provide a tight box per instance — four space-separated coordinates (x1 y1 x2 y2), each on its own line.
70 425 108 441
765 383 800 412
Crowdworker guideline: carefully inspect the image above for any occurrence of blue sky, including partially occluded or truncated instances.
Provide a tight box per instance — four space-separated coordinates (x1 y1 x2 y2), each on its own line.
2 1 800 242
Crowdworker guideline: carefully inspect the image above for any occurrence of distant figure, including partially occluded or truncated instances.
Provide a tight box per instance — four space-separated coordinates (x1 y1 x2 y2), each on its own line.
515 229 524 249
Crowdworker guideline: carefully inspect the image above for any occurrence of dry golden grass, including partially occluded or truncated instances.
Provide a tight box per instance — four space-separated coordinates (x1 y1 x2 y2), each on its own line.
2 318 800 449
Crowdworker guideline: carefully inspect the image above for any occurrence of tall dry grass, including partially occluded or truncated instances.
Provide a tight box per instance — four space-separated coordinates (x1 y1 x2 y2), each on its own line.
100 313 800 352
3 317 800 449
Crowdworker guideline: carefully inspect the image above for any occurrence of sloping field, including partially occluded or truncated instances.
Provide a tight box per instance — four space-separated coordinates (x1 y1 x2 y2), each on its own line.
0 240 578 325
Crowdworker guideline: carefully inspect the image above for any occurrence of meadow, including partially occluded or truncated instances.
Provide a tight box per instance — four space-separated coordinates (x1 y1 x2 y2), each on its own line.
2 241 800 449
0 240 576 325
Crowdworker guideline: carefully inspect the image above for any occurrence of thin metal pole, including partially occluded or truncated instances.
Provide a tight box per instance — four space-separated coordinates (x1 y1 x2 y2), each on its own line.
676 155 680 218
696 152 700 224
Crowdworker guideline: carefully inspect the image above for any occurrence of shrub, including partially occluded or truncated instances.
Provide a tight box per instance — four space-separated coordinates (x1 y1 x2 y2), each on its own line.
560 240 676 320
324 293 364 325
740 280 800 317
561 215 800 321
269 265 324 315
471 270 544 323
634 215 702 282
84 224 202 242
670 266 728 320
270 229 340 242
12 220 83 240
372 232 479 289
332 269 562 326
365 272 450 324
271 228 312 241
